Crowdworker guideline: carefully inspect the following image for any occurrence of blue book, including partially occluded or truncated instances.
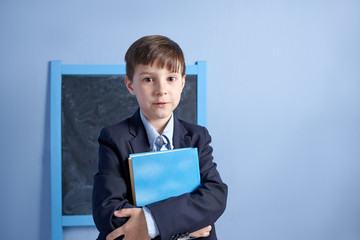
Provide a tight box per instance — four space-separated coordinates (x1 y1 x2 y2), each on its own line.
128 147 200 207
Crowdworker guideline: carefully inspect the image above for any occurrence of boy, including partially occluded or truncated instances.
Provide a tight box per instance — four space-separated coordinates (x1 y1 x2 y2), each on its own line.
92 35 228 240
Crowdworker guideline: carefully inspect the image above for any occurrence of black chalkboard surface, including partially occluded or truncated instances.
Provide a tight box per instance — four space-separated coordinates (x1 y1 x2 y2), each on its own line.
61 75 197 215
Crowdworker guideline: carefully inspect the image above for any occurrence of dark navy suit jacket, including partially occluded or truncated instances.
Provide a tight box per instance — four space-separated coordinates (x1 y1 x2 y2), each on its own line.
92 110 228 240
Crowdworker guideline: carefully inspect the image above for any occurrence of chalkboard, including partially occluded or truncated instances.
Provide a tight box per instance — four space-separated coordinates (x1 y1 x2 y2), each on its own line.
50 61 207 240
61 75 197 215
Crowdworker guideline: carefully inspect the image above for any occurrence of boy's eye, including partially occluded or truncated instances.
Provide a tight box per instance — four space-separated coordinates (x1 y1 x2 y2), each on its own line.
168 77 176 81
143 77 153 82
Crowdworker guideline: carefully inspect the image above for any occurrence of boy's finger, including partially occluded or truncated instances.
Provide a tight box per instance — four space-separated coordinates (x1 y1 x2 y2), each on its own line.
206 225 212 231
106 226 124 240
114 208 134 217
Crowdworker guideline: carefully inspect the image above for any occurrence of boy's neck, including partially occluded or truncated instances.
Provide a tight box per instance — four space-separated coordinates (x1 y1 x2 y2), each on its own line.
150 117 171 135
140 110 172 135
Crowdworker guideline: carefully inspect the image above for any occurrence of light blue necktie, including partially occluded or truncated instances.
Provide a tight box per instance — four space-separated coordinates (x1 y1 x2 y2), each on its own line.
154 135 170 151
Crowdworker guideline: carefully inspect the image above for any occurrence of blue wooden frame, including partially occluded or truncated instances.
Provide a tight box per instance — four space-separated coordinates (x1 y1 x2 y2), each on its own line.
50 61 207 239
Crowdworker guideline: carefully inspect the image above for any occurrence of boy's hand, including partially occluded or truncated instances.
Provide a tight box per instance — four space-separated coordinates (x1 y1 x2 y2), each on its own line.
189 225 212 238
106 208 151 240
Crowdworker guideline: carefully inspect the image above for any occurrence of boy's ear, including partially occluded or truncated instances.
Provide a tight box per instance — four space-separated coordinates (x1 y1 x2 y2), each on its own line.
181 75 186 89
125 76 135 95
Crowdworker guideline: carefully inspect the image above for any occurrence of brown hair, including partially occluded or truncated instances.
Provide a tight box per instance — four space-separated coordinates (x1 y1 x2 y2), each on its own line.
125 35 186 80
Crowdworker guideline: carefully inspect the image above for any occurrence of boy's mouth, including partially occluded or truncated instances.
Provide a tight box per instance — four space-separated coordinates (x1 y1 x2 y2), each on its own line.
154 102 169 107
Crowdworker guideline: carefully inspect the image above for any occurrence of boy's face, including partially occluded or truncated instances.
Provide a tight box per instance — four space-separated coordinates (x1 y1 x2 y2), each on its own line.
125 63 185 128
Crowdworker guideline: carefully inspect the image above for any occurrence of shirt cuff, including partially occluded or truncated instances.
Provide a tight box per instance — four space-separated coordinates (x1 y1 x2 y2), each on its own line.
142 207 160 238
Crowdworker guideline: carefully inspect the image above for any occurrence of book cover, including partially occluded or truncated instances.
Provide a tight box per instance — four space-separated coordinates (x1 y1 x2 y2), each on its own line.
128 147 200 207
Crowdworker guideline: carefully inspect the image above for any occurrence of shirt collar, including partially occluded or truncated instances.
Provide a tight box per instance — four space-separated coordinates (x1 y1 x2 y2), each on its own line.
139 110 174 151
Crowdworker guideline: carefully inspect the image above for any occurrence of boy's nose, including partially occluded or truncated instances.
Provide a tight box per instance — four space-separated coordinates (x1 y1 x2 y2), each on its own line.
155 80 167 95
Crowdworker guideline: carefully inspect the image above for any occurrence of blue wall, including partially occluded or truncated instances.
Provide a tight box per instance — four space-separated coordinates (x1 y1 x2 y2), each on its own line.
1 1 360 239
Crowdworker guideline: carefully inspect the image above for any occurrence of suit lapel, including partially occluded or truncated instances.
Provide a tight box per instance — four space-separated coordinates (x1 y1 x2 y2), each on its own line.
128 110 152 154
173 118 191 149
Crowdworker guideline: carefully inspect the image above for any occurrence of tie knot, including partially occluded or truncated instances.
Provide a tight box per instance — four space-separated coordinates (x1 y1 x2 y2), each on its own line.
155 135 170 151
155 136 164 151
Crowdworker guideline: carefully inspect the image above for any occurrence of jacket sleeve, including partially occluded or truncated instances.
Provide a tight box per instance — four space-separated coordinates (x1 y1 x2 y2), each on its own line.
92 127 134 236
146 127 228 240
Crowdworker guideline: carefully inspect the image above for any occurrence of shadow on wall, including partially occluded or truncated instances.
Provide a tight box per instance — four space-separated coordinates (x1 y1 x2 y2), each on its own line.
39 63 52 240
